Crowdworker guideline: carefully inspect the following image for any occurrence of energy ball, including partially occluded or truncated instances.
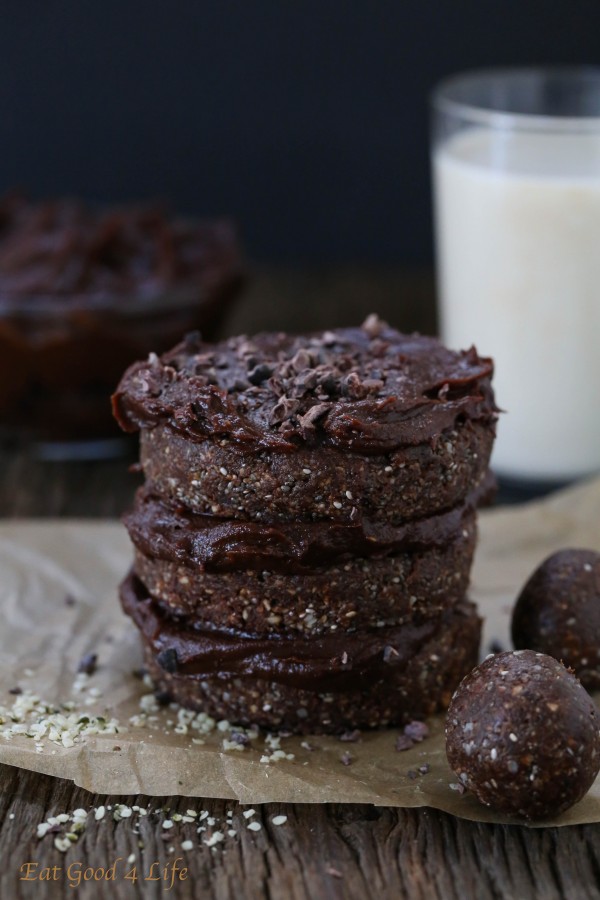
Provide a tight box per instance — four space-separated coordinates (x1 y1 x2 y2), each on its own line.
445 650 600 819
511 549 600 689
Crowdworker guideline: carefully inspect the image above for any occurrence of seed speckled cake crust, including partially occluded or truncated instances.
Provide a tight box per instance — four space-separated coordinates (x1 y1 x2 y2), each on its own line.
140 422 493 525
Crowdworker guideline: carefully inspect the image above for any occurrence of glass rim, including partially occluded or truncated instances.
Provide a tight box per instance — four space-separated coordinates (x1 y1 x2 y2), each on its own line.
431 66 600 132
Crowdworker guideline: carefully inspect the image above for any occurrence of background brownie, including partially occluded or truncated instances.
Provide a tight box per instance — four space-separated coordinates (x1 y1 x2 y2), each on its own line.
0 195 246 443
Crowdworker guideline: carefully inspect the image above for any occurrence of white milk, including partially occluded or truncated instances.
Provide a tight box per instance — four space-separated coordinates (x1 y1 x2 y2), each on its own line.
433 127 600 481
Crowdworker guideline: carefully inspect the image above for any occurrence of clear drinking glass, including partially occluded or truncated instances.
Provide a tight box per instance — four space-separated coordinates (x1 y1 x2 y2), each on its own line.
431 67 600 488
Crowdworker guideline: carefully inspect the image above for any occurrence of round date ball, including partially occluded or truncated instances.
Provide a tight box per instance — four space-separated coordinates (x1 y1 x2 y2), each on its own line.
445 650 600 819
511 548 600 689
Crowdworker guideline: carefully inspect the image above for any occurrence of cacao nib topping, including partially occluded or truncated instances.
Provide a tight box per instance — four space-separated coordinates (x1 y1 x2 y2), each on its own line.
156 647 179 673
183 331 203 353
77 653 98 675
247 363 274 386
297 402 329 431
112 317 497 454
154 690 172 706
404 720 429 742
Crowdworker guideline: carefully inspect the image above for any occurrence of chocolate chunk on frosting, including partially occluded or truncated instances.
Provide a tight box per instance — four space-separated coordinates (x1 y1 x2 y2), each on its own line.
112 316 497 454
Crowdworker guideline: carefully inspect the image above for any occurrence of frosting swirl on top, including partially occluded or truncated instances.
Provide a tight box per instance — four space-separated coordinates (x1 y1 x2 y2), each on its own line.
112 316 496 454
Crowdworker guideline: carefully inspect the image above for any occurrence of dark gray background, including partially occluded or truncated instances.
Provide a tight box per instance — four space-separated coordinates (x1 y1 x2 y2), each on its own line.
1 1 599 263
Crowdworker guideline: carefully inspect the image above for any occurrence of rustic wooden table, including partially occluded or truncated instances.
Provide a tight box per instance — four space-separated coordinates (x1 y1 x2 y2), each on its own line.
0 270 598 899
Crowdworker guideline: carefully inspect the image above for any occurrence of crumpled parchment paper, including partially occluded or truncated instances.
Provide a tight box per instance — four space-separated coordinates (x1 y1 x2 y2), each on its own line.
0 476 599 827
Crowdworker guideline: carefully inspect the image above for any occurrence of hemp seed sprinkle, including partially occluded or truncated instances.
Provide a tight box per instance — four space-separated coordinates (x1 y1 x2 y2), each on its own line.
36 800 285 856
204 831 224 847
54 836 72 853
449 782 466 794
0 689 123 749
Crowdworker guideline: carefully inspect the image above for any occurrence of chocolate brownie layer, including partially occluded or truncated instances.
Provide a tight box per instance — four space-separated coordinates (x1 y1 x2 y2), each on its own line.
139 420 494 524
125 486 478 633
124 485 478 574
120 572 481 733
113 318 496 514
133 518 474 634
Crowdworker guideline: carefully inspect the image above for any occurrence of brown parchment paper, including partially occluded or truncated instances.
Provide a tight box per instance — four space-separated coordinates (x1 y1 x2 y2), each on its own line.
0 476 599 826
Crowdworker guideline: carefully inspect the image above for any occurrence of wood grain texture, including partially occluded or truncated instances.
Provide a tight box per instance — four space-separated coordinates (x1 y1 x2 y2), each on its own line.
0 269 598 900
2 762 600 900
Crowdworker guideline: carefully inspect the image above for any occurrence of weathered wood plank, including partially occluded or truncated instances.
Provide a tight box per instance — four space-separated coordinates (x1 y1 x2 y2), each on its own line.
2 764 600 900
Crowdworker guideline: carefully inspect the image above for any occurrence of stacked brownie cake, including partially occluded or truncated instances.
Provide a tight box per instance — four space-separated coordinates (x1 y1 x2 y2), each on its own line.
113 315 497 734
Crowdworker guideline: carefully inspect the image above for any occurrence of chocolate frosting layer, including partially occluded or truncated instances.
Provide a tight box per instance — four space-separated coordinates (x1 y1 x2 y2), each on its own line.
112 317 496 454
120 571 475 692
124 487 477 574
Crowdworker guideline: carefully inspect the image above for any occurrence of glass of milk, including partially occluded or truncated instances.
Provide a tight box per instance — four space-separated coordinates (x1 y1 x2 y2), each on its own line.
431 68 600 488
